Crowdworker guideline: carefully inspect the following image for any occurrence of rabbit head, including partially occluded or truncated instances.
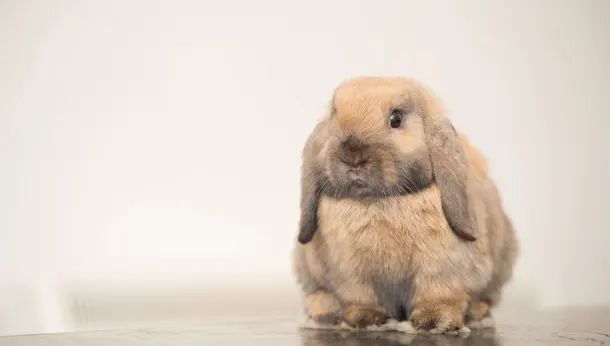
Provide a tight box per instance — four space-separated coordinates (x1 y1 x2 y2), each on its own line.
298 76 476 244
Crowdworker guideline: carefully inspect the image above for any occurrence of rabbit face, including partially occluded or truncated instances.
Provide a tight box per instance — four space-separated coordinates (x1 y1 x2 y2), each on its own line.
318 77 433 199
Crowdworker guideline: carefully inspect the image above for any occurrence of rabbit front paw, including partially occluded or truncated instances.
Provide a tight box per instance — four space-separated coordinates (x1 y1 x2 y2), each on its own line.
343 306 389 328
409 303 465 333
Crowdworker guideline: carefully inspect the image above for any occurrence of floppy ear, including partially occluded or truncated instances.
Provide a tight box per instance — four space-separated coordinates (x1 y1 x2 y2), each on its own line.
297 164 321 244
422 113 477 241
297 117 329 244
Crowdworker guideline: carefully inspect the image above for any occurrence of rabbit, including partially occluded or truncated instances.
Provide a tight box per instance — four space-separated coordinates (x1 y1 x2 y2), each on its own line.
292 76 519 333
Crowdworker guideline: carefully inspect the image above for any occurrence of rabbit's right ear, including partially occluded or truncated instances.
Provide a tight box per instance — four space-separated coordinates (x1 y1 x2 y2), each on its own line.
297 117 330 245
297 164 320 244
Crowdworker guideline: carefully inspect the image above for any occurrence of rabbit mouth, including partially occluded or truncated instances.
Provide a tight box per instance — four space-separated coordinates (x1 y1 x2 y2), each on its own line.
346 170 369 189
347 170 366 183
344 179 374 197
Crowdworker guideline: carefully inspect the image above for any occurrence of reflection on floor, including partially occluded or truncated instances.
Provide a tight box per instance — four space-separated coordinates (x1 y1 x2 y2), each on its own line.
0 308 608 346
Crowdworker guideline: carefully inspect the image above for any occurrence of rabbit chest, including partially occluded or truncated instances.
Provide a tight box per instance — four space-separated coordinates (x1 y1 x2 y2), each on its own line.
315 185 455 281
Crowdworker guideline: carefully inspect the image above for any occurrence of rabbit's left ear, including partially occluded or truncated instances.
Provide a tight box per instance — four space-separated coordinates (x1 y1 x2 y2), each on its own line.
423 112 477 241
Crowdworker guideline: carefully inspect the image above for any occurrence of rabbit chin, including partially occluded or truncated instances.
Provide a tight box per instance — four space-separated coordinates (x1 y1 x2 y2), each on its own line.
324 180 396 200
342 182 376 198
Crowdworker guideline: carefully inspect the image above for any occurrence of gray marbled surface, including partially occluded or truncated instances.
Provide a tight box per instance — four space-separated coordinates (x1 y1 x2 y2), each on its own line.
1 308 608 346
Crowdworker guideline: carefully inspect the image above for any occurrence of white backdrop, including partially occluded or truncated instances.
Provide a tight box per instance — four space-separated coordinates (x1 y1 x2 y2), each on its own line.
1 0 609 336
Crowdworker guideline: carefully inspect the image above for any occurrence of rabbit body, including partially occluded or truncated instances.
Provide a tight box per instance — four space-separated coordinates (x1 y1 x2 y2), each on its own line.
292 77 518 332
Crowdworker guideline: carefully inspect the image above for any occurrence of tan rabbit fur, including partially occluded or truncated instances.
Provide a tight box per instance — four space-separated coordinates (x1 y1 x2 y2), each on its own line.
292 76 519 333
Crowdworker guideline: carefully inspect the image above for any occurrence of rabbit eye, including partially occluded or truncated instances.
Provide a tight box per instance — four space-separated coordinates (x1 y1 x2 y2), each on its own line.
389 110 403 129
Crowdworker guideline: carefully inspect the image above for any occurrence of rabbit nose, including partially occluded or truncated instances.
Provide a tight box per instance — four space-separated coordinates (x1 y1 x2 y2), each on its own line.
341 135 365 152
340 136 369 168
340 155 369 168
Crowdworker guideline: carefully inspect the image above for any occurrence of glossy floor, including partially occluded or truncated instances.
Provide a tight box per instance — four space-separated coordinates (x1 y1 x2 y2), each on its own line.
1 308 608 346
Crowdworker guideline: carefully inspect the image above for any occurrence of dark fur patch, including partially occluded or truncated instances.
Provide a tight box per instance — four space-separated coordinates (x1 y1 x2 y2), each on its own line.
372 278 413 321
395 155 433 195
298 182 321 244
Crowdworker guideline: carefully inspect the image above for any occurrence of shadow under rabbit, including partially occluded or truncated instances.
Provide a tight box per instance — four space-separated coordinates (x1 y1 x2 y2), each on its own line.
300 328 500 346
